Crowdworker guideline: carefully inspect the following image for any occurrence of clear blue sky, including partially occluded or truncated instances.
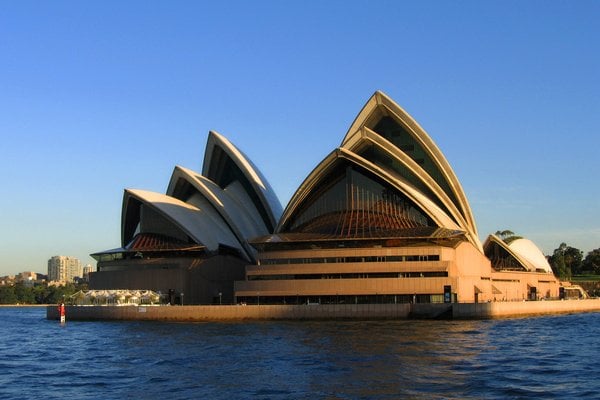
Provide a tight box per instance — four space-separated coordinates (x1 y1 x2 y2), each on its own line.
1 1 598 276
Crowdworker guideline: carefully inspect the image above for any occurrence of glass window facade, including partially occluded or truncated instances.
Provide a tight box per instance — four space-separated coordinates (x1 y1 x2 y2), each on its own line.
357 143 458 225
259 254 440 265
248 271 448 280
371 116 461 212
236 293 455 305
485 241 528 271
284 162 435 236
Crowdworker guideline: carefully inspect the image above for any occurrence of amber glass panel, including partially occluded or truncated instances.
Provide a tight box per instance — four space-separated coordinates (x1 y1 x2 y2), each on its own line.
357 144 458 226
485 241 527 271
285 162 434 237
371 116 461 212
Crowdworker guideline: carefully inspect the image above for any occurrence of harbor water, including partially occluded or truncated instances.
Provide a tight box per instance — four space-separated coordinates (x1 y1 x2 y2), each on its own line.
1 307 598 399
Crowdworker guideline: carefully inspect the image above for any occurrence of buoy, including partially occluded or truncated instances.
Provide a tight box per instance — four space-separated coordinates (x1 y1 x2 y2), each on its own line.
58 303 66 324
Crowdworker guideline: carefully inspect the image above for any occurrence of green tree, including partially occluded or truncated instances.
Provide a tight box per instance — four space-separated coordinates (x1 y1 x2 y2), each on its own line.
14 283 35 304
583 248 600 275
550 243 583 278
494 229 523 244
564 246 584 275
0 286 18 304
551 251 569 279
32 285 48 304
45 283 79 304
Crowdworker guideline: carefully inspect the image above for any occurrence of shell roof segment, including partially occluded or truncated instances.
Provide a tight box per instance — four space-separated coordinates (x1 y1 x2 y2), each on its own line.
202 131 283 233
278 91 481 251
483 234 553 273
341 91 479 248
167 165 270 261
94 130 283 263
277 148 461 237
508 238 553 273
121 188 248 261
97 91 557 273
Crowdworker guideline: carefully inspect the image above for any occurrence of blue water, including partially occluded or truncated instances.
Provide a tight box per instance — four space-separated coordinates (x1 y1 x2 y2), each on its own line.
0 308 598 399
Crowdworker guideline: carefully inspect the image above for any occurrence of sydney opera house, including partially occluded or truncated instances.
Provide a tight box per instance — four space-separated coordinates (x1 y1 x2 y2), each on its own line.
91 91 560 305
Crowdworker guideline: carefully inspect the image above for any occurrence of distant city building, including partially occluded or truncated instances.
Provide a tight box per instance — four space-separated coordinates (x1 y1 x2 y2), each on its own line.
18 271 37 281
83 264 95 281
0 272 45 286
17 271 37 287
0 276 15 286
48 256 83 283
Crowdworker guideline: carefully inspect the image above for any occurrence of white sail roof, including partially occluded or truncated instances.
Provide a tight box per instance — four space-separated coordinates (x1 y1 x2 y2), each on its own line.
121 189 246 260
202 131 282 232
509 238 553 273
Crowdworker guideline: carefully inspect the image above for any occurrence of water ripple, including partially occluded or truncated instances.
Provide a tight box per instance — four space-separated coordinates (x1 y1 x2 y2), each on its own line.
1 308 599 399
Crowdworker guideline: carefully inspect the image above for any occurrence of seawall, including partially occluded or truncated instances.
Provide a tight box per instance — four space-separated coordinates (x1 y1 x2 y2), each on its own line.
46 299 600 322
452 299 600 319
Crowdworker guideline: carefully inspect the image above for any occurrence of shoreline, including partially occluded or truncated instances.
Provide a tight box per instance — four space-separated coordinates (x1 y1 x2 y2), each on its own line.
45 299 600 322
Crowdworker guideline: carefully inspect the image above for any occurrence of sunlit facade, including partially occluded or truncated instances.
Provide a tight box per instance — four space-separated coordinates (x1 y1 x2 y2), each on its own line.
90 131 283 305
48 256 82 283
92 91 560 305
234 91 559 304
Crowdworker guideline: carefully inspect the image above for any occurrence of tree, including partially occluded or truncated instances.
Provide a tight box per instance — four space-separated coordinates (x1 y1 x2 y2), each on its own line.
494 229 523 244
0 282 87 305
583 248 600 275
14 283 35 304
0 286 17 304
563 246 584 275
32 285 48 304
549 243 584 278
550 246 569 279
45 283 79 304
